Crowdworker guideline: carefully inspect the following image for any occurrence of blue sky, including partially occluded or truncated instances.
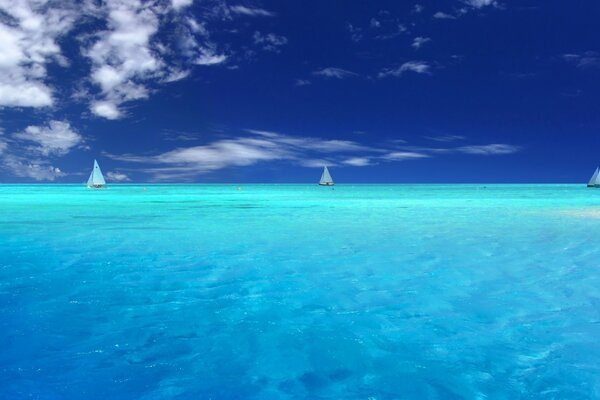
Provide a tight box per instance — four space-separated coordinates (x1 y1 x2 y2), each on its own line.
0 0 599 183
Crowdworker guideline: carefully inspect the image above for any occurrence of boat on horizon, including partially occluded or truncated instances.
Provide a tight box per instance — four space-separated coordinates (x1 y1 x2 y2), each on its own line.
87 159 106 189
587 166 600 188
319 166 334 186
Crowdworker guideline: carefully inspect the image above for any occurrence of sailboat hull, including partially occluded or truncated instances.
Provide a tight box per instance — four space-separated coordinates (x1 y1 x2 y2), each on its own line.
319 183 334 186
88 184 105 189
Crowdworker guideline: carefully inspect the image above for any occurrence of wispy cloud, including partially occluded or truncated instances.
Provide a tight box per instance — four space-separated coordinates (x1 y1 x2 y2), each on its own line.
562 52 600 69
106 171 131 182
413 4 424 13
342 157 373 166
108 129 383 180
457 144 520 155
424 135 465 142
107 129 520 181
463 0 498 9
433 11 456 19
253 32 288 52
412 37 431 50
378 61 431 78
295 79 311 86
383 151 430 160
229 5 275 17
313 67 358 79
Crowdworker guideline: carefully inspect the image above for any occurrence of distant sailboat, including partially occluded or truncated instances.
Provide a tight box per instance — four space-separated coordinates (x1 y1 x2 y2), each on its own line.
87 159 106 189
319 166 334 186
588 166 600 188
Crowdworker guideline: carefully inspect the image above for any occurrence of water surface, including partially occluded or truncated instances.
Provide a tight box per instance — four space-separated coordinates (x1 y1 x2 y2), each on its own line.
1 184 600 399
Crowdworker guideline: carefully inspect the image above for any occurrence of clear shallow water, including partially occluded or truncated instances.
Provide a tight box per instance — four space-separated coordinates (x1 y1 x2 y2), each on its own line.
1 184 600 399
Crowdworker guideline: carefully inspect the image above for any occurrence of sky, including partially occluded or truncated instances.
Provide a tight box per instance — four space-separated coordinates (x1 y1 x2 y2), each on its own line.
0 0 599 183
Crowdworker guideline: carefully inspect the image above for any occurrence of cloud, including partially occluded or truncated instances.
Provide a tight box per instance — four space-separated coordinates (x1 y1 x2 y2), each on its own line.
107 130 521 180
171 0 193 11
295 79 311 86
346 23 363 42
375 24 408 40
457 144 520 155
463 0 497 8
106 171 131 181
84 0 163 119
195 51 228 66
424 135 465 142
253 32 288 52
342 157 372 166
383 151 430 160
413 4 424 13
412 37 431 50
230 5 274 17
378 61 431 78
313 67 358 79
13 121 83 156
109 129 383 180
370 18 381 28
433 11 456 19
0 119 85 181
562 52 600 69
1 154 65 181
0 0 78 108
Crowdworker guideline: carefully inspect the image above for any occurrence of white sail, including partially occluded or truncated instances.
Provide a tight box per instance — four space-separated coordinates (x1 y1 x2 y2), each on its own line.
87 159 106 187
319 166 334 186
588 167 600 187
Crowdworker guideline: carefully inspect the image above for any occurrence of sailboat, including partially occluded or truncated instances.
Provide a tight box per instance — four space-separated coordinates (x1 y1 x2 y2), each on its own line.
587 166 600 188
87 159 106 189
319 166 334 186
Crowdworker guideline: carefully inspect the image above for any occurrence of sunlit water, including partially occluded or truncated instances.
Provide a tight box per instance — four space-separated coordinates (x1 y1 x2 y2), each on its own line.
1 184 600 399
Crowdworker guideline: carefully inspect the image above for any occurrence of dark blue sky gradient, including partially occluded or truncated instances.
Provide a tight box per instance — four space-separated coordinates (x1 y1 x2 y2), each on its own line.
1 0 599 183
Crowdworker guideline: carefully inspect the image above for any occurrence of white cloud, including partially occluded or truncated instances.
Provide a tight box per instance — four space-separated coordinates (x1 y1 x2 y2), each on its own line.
0 0 78 108
343 157 372 166
230 5 274 17
109 129 382 179
195 51 228 66
347 23 363 42
370 18 381 28
562 52 600 69
253 32 288 52
413 4 424 13
171 0 193 11
106 171 131 181
433 11 456 19
412 37 431 50
295 79 311 86
1 154 65 181
457 144 520 155
84 0 163 118
378 61 431 78
463 0 497 8
163 69 191 83
313 67 358 79
13 121 82 156
383 151 430 160
108 130 521 180
91 101 122 120
424 135 465 142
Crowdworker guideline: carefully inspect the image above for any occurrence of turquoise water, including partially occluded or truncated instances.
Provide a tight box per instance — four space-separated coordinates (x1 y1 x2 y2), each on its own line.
1 184 600 399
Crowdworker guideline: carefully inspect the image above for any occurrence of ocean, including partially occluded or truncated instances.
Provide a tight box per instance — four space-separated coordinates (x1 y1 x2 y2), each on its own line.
1 184 600 399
